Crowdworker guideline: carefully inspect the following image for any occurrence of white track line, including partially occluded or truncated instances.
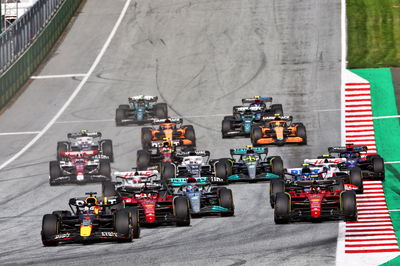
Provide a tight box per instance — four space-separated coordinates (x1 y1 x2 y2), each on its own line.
31 74 87 79
0 0 132 171
385 161 400 164
0 131 40 136
372 115 400 120
55 119 114 124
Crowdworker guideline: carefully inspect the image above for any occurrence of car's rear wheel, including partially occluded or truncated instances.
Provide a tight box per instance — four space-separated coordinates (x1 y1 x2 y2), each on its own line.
161 162 176 179
115 108 126 126
52 210 72 218
270 156 284 176
371 155 384 174
174 197 190 226
124 207 140 239
349 167 363 194
49 161 61 186
250 126 263 146
154 103 168 119
274 192 290 224
296 124 307 145
219 188 234 216
183 125 196 147
99 159 111 178
221 118 233 138
270 104 283 116
214 159 231 184
101 139 114 162
102 181 117 197
56 141 69 161
137 150 151 170
270 179 285 208
342 190 357 222
141 127 153 150
119 104 130 110
115 210 133 242
42 214 60 246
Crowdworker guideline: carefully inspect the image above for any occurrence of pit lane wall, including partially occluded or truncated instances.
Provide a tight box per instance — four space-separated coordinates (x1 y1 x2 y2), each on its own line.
350 69 400 266
0 0 82 111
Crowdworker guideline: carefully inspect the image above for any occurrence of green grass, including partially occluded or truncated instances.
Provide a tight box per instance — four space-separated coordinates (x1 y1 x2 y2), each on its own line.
347 0 400 68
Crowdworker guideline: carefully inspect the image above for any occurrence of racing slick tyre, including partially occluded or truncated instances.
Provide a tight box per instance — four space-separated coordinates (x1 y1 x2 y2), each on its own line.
274 192 290 224
183 125 196 148
270 179 285 208
137 150 151 170
41 214 60 246
219 188 234 216
123 207 141 239
141 127 153 150
99 159 111 179
52 210 72 218
154 103 168 119
118 104 130 110
161 162 176 179
270 104 284 116
115 210 133 242
371 155 385 176
56 141 69 161
341 190 357 222
296 124 307 145
102 181 117 197
115 108 127 126
49 161 61 186
270 156 284 176
221 117 233 138
101 139 114 162
174 196 191 226
250 126 263 146
349 167 363 194
214 159 231 185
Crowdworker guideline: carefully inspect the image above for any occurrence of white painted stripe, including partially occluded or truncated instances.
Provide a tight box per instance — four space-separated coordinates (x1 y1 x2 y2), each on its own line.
345 126 374 130
356 198 386 202
345 96 371 100
345 101 373 105
357 194 384 197
0 0 132 171
357 207 387 211
357 211 389 215
31 73 87 79
346 111 373 116
346 132 375 136
346 117 373 121
389 209 400 212
345 240 398 245
363 184 383 187
357 214 390 218
346 230 395 235
344 141 377 145
346 222 392 226
361 189 383 193
345 245 399 251
345 138 376 142
385 161 400 164
0 131 40 136
345 235 396 240
372 115 400 120
363 181 382 184
345 226 394 231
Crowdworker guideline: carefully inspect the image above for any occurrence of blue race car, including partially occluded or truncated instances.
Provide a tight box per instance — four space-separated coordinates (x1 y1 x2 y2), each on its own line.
328 144 385 180
170 177 234 217
220 146 284 182
116 95 168 126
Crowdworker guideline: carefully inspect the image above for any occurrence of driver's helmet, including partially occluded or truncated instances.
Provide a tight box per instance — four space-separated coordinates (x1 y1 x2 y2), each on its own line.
246 145 255 154
302 164 312 174
274 114 281 120
85 196 98 206
140 193 148 199
80 129 88 136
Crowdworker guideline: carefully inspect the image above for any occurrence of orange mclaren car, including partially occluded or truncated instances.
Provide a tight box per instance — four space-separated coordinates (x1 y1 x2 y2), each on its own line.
250 116 307 146
141 118 196 150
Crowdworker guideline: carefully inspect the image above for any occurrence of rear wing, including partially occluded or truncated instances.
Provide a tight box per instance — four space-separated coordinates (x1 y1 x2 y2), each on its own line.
114 170 159 179
67 132 102 139
230 147 268 155
151 140 181 148
262 115 292 122
152 118 183 125
169 177 208 186
128 95 158 102
60 150 99 157
242 97 272 104
175 150 210 157
233 106 263 113
304 158 347 165
328 145 368 154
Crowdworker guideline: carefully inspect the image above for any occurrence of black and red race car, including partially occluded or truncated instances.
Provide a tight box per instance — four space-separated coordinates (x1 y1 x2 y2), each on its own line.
273 179 357 224
102 179 190 227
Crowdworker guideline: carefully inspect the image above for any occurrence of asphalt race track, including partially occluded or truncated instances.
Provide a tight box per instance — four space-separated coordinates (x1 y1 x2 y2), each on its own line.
0 0 341 265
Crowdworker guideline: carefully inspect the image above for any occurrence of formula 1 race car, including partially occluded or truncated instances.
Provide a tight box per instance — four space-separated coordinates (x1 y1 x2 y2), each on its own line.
328 144 385 180
41 192 140 246
250 115 307 146
170 177 234 217
221 106 264 138
49 151 111 185
115 95 168 126
240 96 283 116
158 150 231 184
136 138 184 170
141 118 196 150
102 175 190 226
56 130 114 162
271 175 357 223
222 146 284 182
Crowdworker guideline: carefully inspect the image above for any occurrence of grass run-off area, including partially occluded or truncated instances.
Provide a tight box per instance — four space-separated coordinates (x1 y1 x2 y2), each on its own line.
347 0 400 68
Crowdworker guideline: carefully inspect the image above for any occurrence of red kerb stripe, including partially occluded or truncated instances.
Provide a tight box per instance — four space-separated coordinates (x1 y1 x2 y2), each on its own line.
345 83 370 86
